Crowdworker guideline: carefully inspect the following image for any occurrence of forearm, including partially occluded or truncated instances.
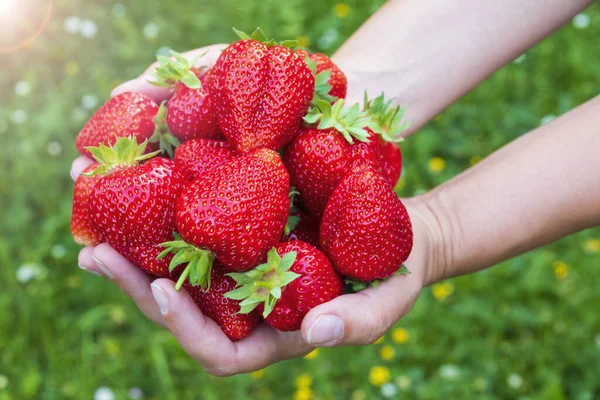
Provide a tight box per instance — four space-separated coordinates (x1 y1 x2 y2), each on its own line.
334 0 594 133
414 96 600 284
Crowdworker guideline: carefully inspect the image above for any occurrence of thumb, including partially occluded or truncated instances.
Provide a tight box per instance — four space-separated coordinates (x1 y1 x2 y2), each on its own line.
301 273 422 347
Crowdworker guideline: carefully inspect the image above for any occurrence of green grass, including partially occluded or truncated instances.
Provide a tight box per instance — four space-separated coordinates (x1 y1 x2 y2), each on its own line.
2 1 599 399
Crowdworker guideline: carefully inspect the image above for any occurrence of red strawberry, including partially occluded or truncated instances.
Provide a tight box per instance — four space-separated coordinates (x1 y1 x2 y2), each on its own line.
88 138 187 277
174 138 237 181
283 99 376 217
225 242 343 332
150 52 223 143
71 163 103 246
184 264 260 341
297 49 347 101
209 28 314 153
320 165 413 281
364 93 410 187
282 209 320 248
76 92 159 159
158 148 290 290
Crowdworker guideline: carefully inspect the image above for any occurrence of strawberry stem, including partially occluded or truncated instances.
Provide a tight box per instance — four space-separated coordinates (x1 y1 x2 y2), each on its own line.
303 99 373 144
232 27 297 48
149 50 206 89
363 92 411 143
157 235 215 291
84 137 160 176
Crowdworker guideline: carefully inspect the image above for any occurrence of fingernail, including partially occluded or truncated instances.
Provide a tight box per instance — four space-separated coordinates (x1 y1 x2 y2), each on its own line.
70 168 78 181
78 263 102 277
91 256 113 279
151 283 169 315
307 315 344 345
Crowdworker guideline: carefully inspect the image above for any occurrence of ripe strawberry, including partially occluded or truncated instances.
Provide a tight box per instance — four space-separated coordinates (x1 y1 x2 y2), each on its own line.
76 92 160 159
225 242 343 332
88 138 187 277
364 93 410 187
71 163 103 246
174 138 237 181
297 49 347 101
283 99 376 217
183 264 260 341
158 148 290 290
320 165 413 281
150 51 223 143
209 28 314 153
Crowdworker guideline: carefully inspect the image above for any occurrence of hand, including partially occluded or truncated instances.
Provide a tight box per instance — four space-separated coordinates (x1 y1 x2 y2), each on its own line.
73 45 441 376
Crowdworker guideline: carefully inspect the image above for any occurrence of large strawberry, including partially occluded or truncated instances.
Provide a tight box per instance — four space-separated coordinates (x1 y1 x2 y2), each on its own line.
71 163 103 246
364 93 410 187
297 49 347 101
283 99 376 217
320 165 413 281
87 137 187 277
158 148 290 290
76 92 160 159
208 28 314 153
150 51 223 144
225 241 343 332
174 138 237 181
184 264 260 341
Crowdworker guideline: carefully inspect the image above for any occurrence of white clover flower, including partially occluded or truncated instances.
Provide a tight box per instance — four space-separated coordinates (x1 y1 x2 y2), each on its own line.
10 109 28 124
81 94 99 110
128 387 143 399
16 263 44 283
64 16 81 34
94 387 115 400
112 3 126 17
573 13 591 30
513 53 527 64
507 373 523 389
540 114 556 125
51 244 67 259
143 22 159 40
439 364 461 381
47 141 62 156
14 81 32 96
380 383 398 398
0 374 8 390
80 19 98 39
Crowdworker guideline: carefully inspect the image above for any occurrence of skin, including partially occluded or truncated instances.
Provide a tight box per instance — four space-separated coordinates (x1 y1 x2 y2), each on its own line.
75 0 599 376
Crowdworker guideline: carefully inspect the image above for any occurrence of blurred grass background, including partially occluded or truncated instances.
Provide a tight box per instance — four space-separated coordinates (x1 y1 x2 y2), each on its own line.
1 1 600 399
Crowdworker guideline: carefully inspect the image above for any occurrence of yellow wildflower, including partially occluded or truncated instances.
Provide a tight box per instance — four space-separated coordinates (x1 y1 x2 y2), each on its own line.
293 387 313 400
369 366 390 387
428 157 446 173
295 373 313 388
583 238 600 253
333 3 350 18
391 328 409 344
552 260 568 280
304 348 319 360
380 345 395 361
432 282 454 301
250 369 264 379
65 61 80 76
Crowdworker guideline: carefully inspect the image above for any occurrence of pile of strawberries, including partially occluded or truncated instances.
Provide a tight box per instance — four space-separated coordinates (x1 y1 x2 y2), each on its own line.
71 29 413 341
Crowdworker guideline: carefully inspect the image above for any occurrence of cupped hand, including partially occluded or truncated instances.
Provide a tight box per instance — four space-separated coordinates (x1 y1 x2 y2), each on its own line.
72 46 437 376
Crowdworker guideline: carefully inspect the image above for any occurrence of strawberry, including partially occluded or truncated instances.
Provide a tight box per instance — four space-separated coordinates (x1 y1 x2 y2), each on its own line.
209 28 314 153
174 138 237 181
225 242 343 332
283 99 375 217
87 138 187 277
158 148 290 290
183 264 260 341
71 163 103 246
76 92 160 159
320 165 413 281
297 49 347 101
364 93 410 187
150 51 223 143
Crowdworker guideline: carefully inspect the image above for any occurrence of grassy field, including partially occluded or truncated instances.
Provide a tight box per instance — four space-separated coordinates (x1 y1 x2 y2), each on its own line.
1 1 599 399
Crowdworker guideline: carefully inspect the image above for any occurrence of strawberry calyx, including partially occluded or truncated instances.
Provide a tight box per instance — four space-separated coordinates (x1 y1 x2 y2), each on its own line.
84 137 160 176
149 101 180 158
303 99 372 144
284 187 301 236
233 27 297 49
224 248 300 317
304 55 336 107
157 233 215 291
149 50 207 89
363 93 411 143
345 265 411 292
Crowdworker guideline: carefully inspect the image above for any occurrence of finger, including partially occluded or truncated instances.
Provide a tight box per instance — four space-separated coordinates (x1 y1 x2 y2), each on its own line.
88 243 166 326
111 44 228 103
151 279 312 376
70 156 94 181
301 272 422 347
